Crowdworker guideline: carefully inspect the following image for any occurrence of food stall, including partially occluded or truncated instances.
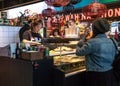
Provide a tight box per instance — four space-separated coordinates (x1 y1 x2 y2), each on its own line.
43 38 86 86
1 0 120 86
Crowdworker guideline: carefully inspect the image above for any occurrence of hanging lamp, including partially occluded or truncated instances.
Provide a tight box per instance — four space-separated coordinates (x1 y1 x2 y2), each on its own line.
82 0 107 19
44 0 70 7
42 8 56 17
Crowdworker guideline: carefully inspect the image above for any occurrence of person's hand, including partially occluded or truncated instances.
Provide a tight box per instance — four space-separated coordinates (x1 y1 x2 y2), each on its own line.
30 41 41 45
22 39 41 45
84 28 90 36
80 28 90 41
86 31 93 40
77 39 84 47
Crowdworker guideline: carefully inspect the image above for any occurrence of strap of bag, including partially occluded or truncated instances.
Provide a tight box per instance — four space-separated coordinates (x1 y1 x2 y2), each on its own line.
110 38 120 55
110 38 119 54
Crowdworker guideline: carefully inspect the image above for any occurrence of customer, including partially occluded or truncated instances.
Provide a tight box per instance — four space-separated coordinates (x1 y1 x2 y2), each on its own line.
22 20 43 45
76 18 118 86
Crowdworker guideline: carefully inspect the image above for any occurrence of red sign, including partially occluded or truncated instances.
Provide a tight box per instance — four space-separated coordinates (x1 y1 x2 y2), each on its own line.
61 7 120 21
46 7 120 29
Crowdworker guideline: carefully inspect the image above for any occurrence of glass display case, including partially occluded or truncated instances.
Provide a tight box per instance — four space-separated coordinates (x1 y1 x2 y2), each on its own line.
42 38 86 74
42 38 86 86
53 55 85 73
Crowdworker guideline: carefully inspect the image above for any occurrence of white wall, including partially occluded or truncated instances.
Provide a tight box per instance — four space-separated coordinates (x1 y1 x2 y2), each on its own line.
0 26 21 47
7 1 54 19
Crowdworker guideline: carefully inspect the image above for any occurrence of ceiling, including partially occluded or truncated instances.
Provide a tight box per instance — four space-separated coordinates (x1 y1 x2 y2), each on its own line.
0 0 120 11
0 0 43 11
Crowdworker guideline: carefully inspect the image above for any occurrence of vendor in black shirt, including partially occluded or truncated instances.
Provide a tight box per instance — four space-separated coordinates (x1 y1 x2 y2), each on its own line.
31 31 42 41
22 20 43 45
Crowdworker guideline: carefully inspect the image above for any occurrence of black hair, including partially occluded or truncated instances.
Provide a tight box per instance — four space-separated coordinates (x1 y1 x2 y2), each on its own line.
31 20 43 31
92 18 110 37
28 19 32 24
52 29 60 36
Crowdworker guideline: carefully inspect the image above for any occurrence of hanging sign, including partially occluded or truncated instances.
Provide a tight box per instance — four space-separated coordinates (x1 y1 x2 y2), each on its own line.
59 7 120 21
46 7 120 29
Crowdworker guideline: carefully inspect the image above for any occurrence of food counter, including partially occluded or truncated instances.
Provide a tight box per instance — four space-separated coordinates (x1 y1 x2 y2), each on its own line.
0 56 54 86
20 37 86 75
42 38 86 86
0 38 86 86
43 38 86 73
19 37 86 86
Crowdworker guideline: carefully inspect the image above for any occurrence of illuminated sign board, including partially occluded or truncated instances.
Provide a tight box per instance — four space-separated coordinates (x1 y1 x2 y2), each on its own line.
58 7 120 21
54 8 120 21
46 7 120 29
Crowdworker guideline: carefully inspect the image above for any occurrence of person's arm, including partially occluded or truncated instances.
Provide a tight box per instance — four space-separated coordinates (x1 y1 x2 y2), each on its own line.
22 39 31 43
76 41 92 56
22 39 40 45
22 31 40 45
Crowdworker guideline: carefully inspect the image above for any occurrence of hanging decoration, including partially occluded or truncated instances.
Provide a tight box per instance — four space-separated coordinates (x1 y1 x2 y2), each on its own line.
44 0 70 7
63 4 74 13
70 0 82 5
82 1 107 19
51 16 60 27
42 8 56 17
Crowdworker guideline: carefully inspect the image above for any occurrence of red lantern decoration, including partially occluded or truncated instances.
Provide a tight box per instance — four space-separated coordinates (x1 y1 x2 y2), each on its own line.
51 16 60 27
44 0 70 7
42 8 56 17
83 1 107 18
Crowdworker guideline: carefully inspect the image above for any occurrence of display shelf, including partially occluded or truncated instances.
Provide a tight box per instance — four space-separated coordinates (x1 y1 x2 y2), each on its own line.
22 51 39 53
38 37 86 86
50 50 76 56
43 37 86 80
54 55 85 74
65 68 86 77
42 38 80 43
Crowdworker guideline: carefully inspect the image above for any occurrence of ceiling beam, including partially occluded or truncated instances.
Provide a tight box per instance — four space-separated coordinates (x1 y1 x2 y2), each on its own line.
0 0 43 11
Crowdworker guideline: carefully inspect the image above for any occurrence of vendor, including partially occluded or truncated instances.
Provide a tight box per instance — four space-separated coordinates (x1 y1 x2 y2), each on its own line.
50 26 60 37
52 28 60 37
22 20 43 45
65 19 80 38
69 19 80 34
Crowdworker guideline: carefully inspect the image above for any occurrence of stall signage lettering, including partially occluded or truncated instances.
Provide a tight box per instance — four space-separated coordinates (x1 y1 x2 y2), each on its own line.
60 7 120 21
46 8 120 28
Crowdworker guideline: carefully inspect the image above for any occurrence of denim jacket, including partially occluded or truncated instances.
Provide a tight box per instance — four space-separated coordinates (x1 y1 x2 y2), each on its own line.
76 34 117 72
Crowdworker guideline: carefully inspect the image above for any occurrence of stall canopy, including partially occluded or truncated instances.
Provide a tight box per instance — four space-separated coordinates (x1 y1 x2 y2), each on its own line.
54 0 119 12
0 0 43 11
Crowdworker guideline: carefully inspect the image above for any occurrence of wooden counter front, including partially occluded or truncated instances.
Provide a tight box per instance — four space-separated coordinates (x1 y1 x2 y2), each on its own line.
21 50 44 61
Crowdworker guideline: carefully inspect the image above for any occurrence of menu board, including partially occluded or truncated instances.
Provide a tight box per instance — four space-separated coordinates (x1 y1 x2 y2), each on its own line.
110 21 120 35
